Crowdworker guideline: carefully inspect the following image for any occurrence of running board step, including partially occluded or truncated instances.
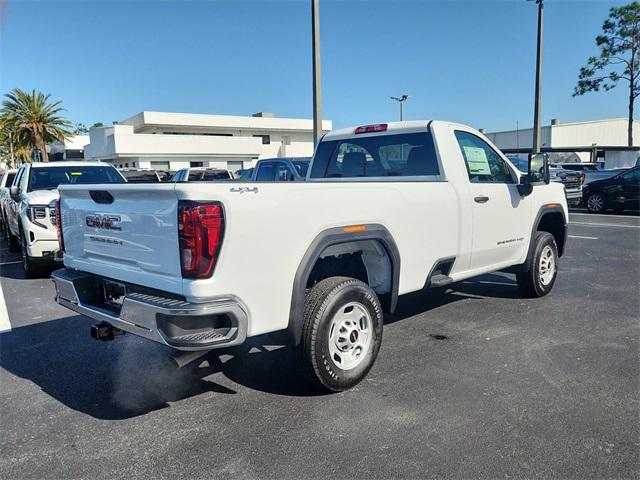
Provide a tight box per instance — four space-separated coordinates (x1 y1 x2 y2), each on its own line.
429 274 453 288
171 330 226 343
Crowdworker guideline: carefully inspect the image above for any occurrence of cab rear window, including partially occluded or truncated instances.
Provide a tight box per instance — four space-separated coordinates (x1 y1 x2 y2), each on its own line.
27 166 124 192
310 132 439 179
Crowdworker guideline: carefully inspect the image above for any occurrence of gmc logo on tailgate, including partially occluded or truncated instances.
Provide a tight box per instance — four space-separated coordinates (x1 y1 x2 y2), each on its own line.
86 214 122 231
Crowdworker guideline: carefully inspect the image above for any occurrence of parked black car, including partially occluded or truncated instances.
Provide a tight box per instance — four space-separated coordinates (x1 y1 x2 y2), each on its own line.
582 166 639 213
118 168 162 183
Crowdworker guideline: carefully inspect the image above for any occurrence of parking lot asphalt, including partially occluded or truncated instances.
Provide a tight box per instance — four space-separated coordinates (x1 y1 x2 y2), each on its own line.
0 212 638 479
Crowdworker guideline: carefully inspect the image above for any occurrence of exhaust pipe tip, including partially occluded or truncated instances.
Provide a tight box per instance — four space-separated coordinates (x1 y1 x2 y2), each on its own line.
170 349 212 368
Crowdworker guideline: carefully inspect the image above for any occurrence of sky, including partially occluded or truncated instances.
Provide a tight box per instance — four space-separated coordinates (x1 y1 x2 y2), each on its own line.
0 0 632 132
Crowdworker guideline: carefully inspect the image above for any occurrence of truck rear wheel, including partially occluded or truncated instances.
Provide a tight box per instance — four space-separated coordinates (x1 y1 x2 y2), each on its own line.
298 276 383 392
516 232 558 298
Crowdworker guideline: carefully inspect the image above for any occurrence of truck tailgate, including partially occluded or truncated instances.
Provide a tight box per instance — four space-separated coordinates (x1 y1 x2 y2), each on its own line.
59 184 183 295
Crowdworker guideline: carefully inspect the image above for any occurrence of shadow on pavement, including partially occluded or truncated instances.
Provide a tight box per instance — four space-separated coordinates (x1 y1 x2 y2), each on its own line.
0 314 329 420
0 261 58 280
387 272 520 325
0 273 520 420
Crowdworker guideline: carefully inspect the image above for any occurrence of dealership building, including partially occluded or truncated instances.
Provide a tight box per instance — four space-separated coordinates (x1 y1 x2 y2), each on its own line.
484 118 640 169
83 111 332 172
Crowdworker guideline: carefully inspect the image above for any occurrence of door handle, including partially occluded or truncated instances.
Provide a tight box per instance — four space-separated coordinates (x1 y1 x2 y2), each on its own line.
474 196 489 204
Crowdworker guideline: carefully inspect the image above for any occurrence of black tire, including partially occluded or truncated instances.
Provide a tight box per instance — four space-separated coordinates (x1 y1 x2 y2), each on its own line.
516 232 559 298
586 192 607 213
298 276 383 392
20 229 44 278
0 215 6 242
7 223 20 253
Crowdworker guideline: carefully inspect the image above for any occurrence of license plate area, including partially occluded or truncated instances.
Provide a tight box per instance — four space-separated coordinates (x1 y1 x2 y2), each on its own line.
103 279 126 312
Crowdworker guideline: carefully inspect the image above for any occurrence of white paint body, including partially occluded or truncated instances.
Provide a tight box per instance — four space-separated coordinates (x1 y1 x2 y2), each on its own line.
59 121 567 338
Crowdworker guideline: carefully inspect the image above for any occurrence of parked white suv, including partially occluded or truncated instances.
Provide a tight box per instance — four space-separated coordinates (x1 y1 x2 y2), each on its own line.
0 169 18 236
52 121 568 390
5 161 124 277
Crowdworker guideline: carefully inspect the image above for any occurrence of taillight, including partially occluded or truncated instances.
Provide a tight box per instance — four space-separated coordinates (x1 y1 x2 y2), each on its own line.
54 199 64 252
354 124 388 134
580 173 586 185
178 201 224 278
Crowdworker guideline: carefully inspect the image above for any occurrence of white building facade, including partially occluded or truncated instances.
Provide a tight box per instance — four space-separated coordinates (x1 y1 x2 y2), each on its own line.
485 118 640 168
83 111 332 172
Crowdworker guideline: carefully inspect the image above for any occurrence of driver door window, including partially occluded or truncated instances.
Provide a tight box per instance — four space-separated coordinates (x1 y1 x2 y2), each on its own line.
455 131 515 183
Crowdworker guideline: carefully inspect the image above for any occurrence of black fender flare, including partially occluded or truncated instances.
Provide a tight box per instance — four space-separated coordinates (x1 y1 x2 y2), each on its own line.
528 204 568 260
285 224 400 345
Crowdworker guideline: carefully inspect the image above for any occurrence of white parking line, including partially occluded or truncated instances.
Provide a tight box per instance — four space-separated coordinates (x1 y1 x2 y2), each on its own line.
0 260 22 266
570 212 638 219
0 279 10 333
568 235 598 240
570 222 640 229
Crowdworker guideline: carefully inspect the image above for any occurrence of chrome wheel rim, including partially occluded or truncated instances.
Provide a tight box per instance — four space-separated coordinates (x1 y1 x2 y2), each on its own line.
588 194 604 212
327 302 372 371
539 245 555 286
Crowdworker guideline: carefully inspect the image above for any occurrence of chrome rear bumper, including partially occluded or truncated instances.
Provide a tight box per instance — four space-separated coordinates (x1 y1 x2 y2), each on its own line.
51 268 248 351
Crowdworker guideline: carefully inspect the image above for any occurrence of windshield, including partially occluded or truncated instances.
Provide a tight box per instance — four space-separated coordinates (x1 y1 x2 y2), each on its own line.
27 166 124 192
292 161 310 177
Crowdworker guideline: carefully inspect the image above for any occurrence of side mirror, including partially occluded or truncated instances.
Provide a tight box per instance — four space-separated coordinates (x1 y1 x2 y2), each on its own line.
529 152 550 184
10 185 20 200
518 152 550 197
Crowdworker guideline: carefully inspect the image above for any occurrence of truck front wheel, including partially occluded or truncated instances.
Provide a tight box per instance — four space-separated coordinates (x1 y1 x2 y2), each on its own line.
20 229 44 278
298 276 383 392
6 223 20 253
516 232 558 298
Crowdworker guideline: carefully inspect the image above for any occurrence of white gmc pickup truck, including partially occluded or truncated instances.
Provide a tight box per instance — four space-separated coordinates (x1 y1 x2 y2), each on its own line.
52 121 568 391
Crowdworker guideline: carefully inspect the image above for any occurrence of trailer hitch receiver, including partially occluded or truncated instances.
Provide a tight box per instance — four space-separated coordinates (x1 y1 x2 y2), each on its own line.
91 322 125 341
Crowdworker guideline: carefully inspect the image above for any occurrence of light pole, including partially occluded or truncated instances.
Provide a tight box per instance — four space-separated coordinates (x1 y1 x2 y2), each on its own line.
311 0 322 148
530 0 544 153
390 94 410 121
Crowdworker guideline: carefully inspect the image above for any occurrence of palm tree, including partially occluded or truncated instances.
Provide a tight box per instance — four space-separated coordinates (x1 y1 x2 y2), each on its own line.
0 115 29 167
1 88 72 162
